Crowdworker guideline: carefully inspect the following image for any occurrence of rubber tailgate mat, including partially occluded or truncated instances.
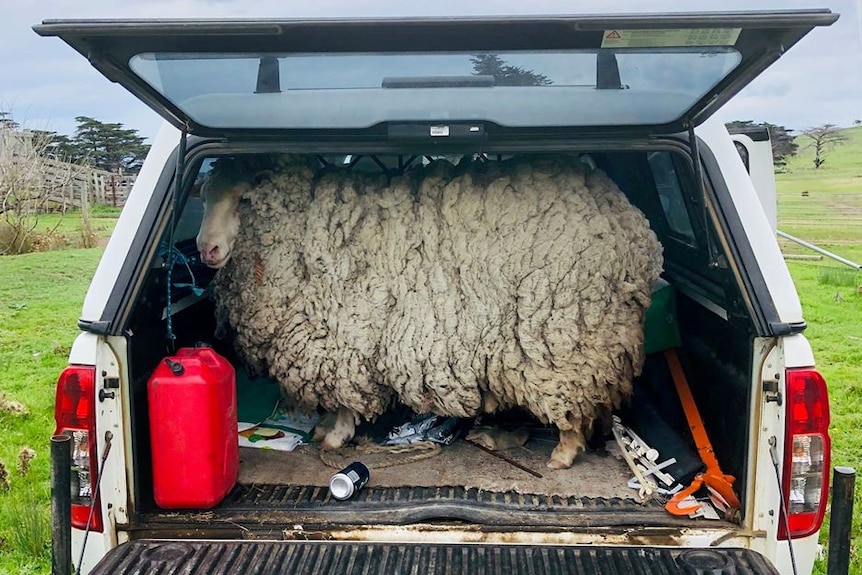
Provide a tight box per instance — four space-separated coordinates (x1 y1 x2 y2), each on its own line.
91 540 780 575
138 484 701 530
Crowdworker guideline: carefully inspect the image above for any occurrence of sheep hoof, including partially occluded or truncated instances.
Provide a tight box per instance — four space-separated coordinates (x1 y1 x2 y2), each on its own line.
319 407 356 450
312 424 329 443
547 444 579 469
547 429 586 470
312 412 337 443
546 456 574 470
321 435 348 451
546 447 582 469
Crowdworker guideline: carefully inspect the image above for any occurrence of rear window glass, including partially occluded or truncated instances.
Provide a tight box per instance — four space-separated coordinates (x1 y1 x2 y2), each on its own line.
129 49 741 130
648 151 697 246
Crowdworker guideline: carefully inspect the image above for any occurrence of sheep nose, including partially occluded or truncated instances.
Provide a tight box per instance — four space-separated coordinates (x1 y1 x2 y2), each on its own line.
202 244 221 263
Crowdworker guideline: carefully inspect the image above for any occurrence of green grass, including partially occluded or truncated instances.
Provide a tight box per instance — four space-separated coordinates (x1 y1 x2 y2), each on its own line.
34 209 119 248
817 267 862 288
0 249 103 574
35 212 119 236
1 207 119 255
775 126 862 575
776 126 862 249
788 259 862 575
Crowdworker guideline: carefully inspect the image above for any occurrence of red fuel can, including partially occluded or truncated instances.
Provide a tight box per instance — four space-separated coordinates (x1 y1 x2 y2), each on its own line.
147 347 238 509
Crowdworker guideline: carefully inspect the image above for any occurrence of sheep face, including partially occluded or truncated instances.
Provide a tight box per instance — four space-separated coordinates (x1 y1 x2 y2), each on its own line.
196 180 248 269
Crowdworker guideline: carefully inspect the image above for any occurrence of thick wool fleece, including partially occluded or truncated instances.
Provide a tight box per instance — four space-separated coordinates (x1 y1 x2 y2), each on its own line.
214 155 663 432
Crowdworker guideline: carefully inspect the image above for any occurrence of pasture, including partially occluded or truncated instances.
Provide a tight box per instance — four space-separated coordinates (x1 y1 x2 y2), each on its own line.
0 249 104 574
0 129 859 574
776 126 862 575
778 126 862 249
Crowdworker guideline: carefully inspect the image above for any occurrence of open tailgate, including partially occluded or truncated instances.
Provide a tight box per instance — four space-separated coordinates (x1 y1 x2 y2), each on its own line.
94 540 781 574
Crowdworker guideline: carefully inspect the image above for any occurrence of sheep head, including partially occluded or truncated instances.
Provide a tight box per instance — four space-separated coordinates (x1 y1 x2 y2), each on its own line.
196 167 250 269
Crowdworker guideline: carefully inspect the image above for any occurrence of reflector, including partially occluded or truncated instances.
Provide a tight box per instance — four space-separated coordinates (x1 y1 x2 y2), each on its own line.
55 365 103 532
780 369 830 540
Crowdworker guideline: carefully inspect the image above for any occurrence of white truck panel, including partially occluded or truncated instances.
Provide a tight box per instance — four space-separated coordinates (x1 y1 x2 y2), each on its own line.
696 119 804 326
80 123 179 322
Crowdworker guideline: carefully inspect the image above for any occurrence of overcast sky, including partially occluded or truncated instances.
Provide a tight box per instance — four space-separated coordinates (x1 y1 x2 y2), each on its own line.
2 0 860 141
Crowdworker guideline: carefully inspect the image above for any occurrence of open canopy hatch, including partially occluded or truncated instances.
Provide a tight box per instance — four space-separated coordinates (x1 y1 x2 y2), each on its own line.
35 11 836 140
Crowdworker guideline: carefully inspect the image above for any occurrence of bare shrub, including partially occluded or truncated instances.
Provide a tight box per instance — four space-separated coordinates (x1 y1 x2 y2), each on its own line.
0 392 29 416
0 123 86 254
0 220 33 253
76 195 99 249
17 447 36 476
0 460 9 491
76 228 100 249
30 230 69 252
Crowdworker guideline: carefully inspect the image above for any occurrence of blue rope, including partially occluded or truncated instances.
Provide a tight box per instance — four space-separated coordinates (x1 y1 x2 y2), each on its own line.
160 243 205 343
166 251 176 344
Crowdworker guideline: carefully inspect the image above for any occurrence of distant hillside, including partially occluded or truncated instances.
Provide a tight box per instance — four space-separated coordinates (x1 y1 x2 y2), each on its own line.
781 125 862 176
775 126 862 253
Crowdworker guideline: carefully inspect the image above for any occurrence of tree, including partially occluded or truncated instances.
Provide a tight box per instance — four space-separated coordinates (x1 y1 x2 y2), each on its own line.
800 124 848 169
72 116 149 173
30 130 79 163
725 120 798 167
0 110 19 131
1 119 86 254
470 54 552 86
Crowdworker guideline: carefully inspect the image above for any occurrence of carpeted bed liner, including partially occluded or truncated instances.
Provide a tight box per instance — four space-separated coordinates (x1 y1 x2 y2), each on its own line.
238 436 638 500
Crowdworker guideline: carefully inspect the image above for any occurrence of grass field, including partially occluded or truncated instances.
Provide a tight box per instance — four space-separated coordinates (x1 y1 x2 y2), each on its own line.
34 206 121 237
0 249 104 574
0 130 859 574
1 207 120 255
777 126 862 249
789 258 862 575
776 126 862 575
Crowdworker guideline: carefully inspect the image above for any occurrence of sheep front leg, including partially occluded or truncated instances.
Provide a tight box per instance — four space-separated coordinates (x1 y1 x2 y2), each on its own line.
312 411 337 443
547 428 587 470
320 406 356 450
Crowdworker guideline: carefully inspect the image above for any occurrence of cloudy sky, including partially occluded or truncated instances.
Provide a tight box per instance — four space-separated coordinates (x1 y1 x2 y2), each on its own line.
2 0 860 141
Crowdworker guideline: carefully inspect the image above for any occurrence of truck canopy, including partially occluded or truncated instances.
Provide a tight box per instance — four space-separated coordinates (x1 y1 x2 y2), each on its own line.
34 11 837 139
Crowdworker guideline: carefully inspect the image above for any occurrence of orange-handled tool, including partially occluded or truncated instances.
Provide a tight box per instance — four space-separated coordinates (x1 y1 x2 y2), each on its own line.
664 348 740 516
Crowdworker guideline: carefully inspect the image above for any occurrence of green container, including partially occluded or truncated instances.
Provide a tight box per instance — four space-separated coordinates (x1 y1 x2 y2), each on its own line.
643 279 682 355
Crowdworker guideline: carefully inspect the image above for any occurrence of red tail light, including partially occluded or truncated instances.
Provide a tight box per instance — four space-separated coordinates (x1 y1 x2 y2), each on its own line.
54 365 103 533
778 368 830 540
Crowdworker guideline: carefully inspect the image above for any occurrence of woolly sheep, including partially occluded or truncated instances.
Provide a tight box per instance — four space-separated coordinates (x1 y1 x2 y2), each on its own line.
197 154 663 469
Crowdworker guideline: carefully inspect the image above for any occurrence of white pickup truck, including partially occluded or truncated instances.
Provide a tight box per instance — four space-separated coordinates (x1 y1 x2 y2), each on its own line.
36 9 837 575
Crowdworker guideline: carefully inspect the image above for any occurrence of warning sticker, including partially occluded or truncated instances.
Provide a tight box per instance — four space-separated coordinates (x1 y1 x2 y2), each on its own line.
430 125 450 137
601 28 741 48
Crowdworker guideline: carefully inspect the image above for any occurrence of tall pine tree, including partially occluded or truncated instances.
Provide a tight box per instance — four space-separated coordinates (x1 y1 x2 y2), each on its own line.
470 55 552 87
29 130 78 162
72 116 149 173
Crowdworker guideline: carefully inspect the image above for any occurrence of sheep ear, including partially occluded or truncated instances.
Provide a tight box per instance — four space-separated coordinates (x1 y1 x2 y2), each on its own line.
252 170 275 186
